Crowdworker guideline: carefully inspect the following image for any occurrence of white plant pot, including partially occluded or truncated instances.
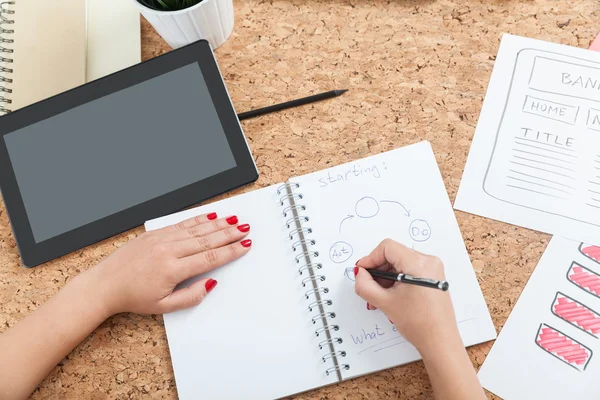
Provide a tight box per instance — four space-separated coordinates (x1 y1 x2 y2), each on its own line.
132 0 234 50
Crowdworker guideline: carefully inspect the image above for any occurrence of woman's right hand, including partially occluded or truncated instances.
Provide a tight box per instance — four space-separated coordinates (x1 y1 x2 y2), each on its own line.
354 239 458 353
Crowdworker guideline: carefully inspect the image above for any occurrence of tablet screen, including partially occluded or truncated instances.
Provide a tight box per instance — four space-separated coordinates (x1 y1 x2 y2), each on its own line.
4 63 237 243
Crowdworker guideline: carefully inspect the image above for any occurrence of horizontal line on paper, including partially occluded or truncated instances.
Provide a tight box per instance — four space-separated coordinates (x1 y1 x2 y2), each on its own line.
507 184 568 200
510 161 577 180
507 176 572 194
513 140 577 158
509 169 576 189
587 203 600 209
512 148 576 164
513 155 576 171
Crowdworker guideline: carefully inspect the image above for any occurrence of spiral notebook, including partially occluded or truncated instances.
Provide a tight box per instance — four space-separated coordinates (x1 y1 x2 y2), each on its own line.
0 0 140 115
145 141 496 399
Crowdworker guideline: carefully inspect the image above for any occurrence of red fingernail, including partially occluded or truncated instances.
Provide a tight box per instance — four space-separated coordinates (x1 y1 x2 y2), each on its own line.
367 303 371 310
237 224 250 233
241 239 252 248
226 216 238 225
207 212 217 220
354 266 359 276
205 279 218 293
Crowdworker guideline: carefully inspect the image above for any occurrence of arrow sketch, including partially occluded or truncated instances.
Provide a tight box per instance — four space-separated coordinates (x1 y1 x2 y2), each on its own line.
380 200 411 217
339 215 355 233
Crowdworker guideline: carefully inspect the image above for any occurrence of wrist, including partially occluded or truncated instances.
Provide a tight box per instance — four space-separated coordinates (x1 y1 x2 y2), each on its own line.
68 266 116 321
415 324 463 361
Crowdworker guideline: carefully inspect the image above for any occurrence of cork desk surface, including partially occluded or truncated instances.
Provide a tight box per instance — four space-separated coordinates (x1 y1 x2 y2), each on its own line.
1 0 598 398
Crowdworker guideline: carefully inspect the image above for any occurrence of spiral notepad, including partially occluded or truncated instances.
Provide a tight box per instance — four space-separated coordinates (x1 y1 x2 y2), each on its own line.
0 0 140 116
145 141 496 399
0 1 14 114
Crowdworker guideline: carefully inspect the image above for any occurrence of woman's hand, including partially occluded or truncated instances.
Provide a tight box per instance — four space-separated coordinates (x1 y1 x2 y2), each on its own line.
83 212 252 317
354 239 486 400
354 239 456 352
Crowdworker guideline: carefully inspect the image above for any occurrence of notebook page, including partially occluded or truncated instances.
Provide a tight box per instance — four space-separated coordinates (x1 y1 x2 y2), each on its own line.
87 0 141 81
291 141 496 379
145 185 338 399
11 0 86 111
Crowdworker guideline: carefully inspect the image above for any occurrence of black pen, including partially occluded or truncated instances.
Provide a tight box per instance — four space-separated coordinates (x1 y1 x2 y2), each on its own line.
367 269 449 291
237 89 348 121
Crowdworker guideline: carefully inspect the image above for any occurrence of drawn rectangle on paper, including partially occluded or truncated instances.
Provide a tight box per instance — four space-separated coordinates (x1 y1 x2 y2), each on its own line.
455 35 600 245
579 243 600 264
529 56 600 102
586 109 600 132
567 261 600 298
522 95 579 125
535 323 593 371
551 292 600 337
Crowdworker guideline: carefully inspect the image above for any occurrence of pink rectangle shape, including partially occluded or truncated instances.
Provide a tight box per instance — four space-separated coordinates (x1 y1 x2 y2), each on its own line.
580 243 600 265
552 292 600 337
567 261 600 298
535 323 592 371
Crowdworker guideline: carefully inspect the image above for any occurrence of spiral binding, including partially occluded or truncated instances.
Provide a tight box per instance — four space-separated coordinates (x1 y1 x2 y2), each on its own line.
0 1 14 115
278 181 348 379
299 262 322 276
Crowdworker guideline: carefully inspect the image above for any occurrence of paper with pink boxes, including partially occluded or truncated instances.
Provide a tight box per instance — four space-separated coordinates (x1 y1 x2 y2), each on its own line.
480 238 600 399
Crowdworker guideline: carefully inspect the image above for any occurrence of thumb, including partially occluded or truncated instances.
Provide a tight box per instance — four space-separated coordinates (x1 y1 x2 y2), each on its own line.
160 278 218 313
354 267 390 308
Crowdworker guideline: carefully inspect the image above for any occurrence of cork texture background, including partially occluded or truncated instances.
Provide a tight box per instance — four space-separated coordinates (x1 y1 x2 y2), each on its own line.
1 0 599 398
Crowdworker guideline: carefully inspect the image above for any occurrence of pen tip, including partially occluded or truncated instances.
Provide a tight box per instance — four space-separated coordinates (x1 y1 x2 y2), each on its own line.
334 89 348 96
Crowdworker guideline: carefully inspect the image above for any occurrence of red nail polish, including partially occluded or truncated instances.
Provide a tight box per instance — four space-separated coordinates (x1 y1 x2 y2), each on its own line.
226 216 238 225
205 279 218 293
207 212 217 220
354 266 359 276
237 224 250 233
241 239 252 248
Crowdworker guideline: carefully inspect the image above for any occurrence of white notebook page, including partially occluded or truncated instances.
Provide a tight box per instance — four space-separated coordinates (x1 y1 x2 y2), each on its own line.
292 141 497 379
145 185 337 399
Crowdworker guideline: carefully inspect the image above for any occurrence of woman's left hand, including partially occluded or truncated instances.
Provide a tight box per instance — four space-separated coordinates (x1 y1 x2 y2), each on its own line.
81 212 252 317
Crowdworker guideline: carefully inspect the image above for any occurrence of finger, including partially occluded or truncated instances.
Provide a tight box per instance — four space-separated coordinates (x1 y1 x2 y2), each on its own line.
160 216 239 242
159 278 218 313
354 267 391 309
172 224 250 258
153 212 220 234
176 239 252 281
356 239 418 273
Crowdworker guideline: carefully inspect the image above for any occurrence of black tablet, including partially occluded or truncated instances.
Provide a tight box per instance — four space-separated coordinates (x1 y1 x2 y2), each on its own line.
0 40 258 267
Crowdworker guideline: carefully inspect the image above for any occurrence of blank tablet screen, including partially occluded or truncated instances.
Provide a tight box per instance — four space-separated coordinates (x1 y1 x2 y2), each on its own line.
4 63 237 243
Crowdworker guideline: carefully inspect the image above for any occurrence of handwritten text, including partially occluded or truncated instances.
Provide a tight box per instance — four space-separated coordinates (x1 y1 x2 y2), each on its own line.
350 324 386 345
318 164 382 188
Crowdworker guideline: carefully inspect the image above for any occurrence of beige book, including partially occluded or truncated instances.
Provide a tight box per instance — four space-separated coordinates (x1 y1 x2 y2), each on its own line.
0 0 140 114
10 0 87 111
86 0 141 82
